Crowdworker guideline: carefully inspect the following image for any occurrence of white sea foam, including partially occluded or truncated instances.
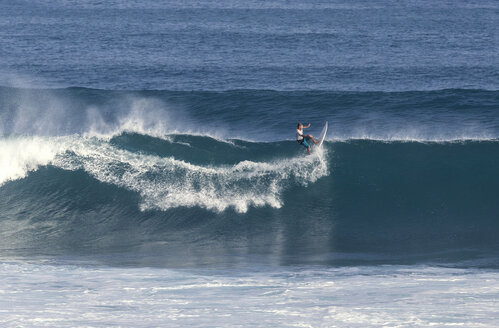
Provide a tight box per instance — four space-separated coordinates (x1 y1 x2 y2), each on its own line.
0 86 233 142
0 135 328 213
0 137 64 186
84 97 183 140
0 262 497 328
55 137 328 213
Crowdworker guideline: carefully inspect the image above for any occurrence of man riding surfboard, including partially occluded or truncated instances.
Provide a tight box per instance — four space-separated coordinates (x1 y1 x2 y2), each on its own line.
296 123 319 155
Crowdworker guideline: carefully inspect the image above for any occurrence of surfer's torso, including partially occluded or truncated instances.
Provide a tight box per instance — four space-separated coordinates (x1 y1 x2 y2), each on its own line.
296 129 304 141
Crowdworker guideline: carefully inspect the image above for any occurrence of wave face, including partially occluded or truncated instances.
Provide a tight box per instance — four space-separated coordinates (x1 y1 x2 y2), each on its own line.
1 130 499 267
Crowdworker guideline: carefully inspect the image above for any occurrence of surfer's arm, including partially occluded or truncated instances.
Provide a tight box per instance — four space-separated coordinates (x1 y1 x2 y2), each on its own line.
303 123 311 129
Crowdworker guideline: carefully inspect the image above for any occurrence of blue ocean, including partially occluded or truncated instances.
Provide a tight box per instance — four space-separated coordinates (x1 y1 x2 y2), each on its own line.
1 1 498 326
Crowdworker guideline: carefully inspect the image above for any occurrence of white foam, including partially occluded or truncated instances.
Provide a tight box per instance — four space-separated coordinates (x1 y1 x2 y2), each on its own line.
0 135 329 213
80 95 238 143
84 97 181 140
0 137 65 186
54 136 329 213
0 86 234 143
0 262 498 328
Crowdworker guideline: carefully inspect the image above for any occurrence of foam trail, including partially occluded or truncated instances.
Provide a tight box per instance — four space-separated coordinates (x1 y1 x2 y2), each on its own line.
0 135 329 213
54 137 328 213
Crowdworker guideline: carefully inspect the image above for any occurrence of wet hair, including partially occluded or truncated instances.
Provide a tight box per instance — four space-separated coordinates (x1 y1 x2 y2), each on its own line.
297 123 302 128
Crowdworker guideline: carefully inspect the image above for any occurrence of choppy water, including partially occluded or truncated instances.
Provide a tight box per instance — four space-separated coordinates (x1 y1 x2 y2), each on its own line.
2 262 498 327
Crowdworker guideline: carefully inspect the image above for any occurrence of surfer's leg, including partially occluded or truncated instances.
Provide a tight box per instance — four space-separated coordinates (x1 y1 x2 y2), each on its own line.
308 135 319 144
302 140 311 155
302 139 310 149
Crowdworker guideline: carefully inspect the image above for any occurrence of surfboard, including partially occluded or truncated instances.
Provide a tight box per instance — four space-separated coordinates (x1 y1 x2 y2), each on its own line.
317 121 328 147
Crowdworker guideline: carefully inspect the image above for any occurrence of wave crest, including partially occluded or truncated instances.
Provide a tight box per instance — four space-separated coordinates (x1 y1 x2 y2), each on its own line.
0 136 63 185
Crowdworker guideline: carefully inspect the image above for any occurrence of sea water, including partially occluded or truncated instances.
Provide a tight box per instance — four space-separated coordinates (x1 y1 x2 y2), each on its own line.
1 0 498 327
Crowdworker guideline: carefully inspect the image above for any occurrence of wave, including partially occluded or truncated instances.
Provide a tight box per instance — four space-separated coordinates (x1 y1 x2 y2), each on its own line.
1 133 499 266
1 86 498 142
1 86 499 266
0 134 328 213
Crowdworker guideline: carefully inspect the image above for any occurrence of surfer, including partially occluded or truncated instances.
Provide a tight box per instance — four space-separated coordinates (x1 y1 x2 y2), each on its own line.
296 123 319 155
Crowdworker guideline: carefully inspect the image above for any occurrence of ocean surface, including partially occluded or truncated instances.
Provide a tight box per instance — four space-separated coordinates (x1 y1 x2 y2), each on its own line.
1 0 498 327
